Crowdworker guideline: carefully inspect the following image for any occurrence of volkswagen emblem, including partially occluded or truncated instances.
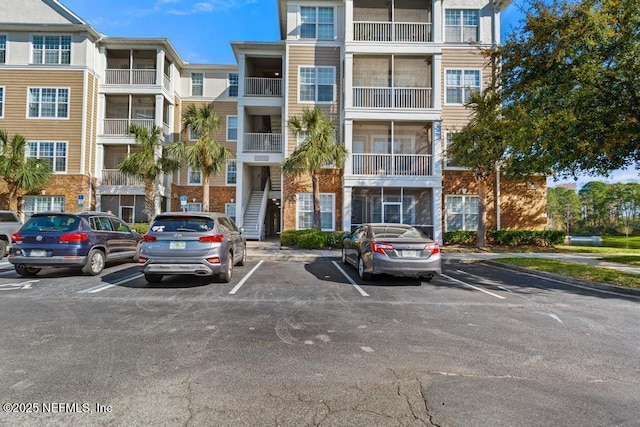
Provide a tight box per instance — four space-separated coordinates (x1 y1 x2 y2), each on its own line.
36 235 43 241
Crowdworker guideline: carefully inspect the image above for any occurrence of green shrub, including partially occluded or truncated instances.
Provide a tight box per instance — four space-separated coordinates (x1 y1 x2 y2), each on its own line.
326 231 347 249
488 230 565 246
296 229 328 249
130 223 149 234
444 230 477 245
279 230 301 247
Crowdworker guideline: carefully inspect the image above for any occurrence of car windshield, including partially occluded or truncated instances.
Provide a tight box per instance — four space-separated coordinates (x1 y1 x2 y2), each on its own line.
150 217 215 233
23 215 80 232
371 225 426 239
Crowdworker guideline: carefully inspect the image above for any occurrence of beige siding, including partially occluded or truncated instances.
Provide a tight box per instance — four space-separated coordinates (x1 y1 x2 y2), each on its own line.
0 69 85 174
85 73 99 178
286 45 341 154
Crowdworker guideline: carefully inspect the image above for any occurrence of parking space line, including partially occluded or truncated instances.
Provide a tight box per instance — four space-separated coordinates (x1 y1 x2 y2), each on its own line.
441 273 506 299
78 273 143 294
229 260 263 295
332 261 369 297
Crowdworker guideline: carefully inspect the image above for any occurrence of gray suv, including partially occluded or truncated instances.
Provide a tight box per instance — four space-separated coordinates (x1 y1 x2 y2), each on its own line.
0 210 22 258
138 212 246 283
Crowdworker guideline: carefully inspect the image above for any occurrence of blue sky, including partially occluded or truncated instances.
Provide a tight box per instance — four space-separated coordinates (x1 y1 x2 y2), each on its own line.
59 0 637 187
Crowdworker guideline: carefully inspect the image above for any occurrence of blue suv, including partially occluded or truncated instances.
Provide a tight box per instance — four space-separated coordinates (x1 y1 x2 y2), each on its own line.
9 211 141 277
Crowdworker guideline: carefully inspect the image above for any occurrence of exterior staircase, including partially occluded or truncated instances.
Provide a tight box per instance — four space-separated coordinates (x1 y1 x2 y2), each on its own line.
269 164 281 193
242 191 264 240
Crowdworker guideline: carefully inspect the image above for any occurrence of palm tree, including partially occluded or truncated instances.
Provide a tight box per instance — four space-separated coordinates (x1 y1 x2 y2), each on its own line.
167 104 233 212
283 108 348 230
0 130 52 212
118 124 180 221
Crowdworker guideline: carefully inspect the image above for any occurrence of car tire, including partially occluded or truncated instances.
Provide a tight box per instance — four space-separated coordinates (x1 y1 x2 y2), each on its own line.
358 256 372 280
0 240 7 259
15 264 41 277
421 275 434 282
82 249 105 276
144 273 163 283
237 245 247 266
341 248 348 264
219 252 233 283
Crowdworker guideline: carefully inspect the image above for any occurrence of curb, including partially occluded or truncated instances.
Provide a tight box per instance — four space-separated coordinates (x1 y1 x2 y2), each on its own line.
483 260 640 297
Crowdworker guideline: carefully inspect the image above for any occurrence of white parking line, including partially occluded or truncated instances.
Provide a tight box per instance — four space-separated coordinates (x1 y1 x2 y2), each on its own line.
78 273 143 294
229 260 263 295
332 261 369 297
441 273 506 299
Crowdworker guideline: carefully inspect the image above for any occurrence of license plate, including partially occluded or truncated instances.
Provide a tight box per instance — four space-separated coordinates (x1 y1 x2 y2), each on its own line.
402 250 418 258
169 241 186 250
30 249 47 257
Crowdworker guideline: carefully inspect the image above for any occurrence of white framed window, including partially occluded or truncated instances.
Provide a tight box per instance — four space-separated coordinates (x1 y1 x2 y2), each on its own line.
225 203 236 223
26 141 67 173
188 127 199 141
228 73 238 97
299 66 335 103
28 87 69 118
0 87 4 118
296 193 335 231
445 195 478 231
0 35 6 63
187 165 202 185
187 202 202 212
444 131 465 169
191 73 203 96
22 195 65 220
226 160 237 185
445 10 479 43
227 116 237 141
445 70 480 104
31 35 71 64
300 6 334 40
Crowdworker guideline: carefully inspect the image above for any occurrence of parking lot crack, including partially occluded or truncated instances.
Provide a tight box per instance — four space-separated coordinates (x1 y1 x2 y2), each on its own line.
418 377 442 427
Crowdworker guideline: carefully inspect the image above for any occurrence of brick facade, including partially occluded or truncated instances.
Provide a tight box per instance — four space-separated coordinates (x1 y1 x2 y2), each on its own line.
170 184 236 213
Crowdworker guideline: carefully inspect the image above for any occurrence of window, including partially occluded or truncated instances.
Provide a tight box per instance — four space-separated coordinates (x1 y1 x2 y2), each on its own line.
188 165 202 185
0 87 3 118
23 196 65 220
297 193 335 231
445 195 478 231
299 66 335 103
191 73 203 96
32 35 71 64
445 70 480 104
28 88 69 118
26 141 67 173
0 35 6 63
225 203 236 223
228 73 238 97
444 131 462 168
226 160 237 185
300 6 334 40
445 10 479 42
227 116 237 141
188 127 199 141
187 202 202 212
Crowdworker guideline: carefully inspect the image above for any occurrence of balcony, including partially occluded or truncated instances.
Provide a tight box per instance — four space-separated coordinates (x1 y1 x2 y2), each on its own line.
353 22 432 43
103 119 155 136
243 133 282 153
352 154 432 176
105 69 156 85
101 169 144 186
353 87 432 109
245 78 282 97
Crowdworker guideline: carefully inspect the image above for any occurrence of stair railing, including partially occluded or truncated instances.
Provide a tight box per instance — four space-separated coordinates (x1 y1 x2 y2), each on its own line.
257 177 270 241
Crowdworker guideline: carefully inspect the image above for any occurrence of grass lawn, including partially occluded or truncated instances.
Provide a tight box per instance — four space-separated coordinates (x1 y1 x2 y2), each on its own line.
494 258 640 289
555 245 639 255
599 255 640 266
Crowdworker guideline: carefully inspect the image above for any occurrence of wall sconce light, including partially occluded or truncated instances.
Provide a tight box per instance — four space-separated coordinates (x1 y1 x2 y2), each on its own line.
230 198 234 204
192 198 196 203
461 188 467 194
40 189 46 195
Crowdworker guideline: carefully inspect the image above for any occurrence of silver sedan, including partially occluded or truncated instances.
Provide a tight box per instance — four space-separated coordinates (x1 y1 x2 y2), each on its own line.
342 223 441 281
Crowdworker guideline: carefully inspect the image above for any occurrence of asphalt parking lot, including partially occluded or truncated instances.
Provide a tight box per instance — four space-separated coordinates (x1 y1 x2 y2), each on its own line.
1 257 639 426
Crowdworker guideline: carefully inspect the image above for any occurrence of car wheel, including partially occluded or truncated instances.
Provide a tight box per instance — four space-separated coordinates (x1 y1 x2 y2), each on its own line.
144 273 163 283
219 252 233 283
82 249 105 276
15 264 41 277
421 275 434 282
341 248 348 264
237 245 247 266
0 240 7 259
358 256 372 280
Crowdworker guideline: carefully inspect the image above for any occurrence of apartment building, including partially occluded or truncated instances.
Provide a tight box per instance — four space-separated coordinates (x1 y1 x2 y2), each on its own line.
0 0 546 242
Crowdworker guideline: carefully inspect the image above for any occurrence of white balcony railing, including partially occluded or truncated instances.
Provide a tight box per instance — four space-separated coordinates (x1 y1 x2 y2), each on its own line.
101 169 144 186
353 22 432 42
244 78 282 97
353 87 432 109
243 133 282 153
105 69 157 85
163 73 171 92
103 119 155 135
351 154 432 176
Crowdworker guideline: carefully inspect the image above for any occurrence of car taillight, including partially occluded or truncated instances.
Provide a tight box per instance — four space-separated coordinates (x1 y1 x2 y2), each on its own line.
424 243 440 255
372 242 394 254
11 233 22 243
141 235 157 242
199 234 224 243
60 232 89 243
138 256 148 264
206 256 221 264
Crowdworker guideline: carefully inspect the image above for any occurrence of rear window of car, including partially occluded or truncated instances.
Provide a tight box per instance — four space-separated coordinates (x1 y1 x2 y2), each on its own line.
0 212 18 222
371 225 426 239
23 215 80 232
150 216 215 233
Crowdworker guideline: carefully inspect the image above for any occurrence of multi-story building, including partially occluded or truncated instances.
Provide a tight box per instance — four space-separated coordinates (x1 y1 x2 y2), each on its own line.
0 0 546 243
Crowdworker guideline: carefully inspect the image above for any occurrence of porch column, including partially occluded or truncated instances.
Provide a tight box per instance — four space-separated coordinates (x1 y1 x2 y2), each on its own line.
344 52 353 109
343 186 352 232
154 94 164 129
345 0 354 41
432 54 442 110
344 119 353 175
237 105 245 155
97 93 106 135
235 161 244 228
156 49 165 87
237 53 246 98
433 121 443 245
433 0 443 43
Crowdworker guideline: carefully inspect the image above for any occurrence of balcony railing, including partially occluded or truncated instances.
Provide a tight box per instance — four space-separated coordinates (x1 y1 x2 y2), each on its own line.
105 69 157 85
103 119 155 135
353 87 432 109
244 77 282 97
163 73 171 91
101 169 144 186
352 154 432 176
353 22 432 43
243 133 282 153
